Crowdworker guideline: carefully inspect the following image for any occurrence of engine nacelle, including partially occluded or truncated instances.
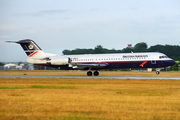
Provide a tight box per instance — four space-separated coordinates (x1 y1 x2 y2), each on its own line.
47 57 69 65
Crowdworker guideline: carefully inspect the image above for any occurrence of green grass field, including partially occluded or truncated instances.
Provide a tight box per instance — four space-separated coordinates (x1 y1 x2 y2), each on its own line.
0 71 180 120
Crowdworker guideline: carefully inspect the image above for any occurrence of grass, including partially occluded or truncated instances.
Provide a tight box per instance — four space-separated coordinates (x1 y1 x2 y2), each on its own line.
0 87 22 89
0 86 77 89
0 77 180 120
29 85 76 89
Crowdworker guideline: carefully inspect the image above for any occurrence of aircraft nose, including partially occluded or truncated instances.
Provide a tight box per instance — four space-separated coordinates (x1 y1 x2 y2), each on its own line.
164 60 176 67
169 60 176 66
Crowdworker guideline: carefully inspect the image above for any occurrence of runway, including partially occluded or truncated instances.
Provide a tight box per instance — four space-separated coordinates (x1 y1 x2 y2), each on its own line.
0 75 180 80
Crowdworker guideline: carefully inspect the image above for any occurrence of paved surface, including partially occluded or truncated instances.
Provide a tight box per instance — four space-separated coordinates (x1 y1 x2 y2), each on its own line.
0 75 180 80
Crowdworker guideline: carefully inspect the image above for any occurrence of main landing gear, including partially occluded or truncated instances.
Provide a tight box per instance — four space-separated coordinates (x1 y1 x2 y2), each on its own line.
87 71 99 76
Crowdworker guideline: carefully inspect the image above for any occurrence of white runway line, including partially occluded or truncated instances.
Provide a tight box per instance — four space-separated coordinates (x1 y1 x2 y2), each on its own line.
0 75 180 80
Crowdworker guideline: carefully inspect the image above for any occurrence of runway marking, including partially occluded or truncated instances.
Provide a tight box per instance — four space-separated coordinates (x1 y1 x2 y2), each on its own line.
0 75 180 80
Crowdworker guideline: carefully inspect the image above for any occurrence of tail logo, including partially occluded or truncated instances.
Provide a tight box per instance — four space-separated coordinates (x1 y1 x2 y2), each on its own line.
28 44 34 49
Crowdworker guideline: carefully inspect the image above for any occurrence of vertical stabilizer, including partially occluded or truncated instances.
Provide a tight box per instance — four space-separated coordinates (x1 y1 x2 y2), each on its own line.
15 39 42 56
7 39 47 59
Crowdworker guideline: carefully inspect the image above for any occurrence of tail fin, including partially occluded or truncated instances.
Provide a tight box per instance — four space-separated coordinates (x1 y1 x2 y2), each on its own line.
7 39 58 61
7 39 48 58
15 39 42 56
7 39 59 64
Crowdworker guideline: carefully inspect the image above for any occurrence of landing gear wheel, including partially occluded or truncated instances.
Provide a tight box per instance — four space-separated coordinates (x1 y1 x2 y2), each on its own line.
94 71 99 76
156 71 160 75
87 71 92 76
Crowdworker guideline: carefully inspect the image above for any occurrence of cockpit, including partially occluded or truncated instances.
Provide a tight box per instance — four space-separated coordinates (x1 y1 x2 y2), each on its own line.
159 56 168 59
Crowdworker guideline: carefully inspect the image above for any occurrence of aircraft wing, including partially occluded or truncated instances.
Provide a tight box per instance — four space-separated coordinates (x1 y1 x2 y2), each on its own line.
70 63 108 68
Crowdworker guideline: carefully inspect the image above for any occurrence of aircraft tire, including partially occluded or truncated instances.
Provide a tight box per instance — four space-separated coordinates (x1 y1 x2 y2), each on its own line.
94 71 99 76
87 71 92 76
156 71 160 75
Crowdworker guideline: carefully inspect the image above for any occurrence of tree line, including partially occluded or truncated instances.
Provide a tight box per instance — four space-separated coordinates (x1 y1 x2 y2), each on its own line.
63 42 180 60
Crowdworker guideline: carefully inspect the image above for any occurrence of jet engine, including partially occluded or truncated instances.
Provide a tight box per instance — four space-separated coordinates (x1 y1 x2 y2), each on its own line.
46 57 69 65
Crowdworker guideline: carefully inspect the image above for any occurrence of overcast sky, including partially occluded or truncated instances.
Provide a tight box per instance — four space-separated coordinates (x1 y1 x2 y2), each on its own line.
0 0 180 62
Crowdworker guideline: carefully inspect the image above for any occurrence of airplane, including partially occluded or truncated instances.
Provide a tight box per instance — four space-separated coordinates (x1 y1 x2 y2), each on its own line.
7 39 175 76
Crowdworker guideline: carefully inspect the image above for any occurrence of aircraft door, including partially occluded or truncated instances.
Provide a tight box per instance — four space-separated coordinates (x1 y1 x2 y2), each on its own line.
151 60 156 64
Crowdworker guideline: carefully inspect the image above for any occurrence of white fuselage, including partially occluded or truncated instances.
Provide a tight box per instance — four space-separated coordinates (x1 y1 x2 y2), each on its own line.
9 39 176 76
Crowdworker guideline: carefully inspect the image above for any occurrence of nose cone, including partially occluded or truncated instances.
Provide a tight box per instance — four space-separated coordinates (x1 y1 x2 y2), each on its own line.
169 60 176 66
163 60 176 67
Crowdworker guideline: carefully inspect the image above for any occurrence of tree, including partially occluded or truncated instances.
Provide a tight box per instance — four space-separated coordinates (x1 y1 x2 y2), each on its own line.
121 48 132 53
94 45 104 54
61 43 180 60
133 42 148 52
148 44 180 58
62 49 71 55
0 62 4 66
148 44 166 53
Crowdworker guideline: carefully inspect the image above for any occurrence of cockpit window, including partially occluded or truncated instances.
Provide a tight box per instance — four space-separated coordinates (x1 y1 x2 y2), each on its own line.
159 56 168 59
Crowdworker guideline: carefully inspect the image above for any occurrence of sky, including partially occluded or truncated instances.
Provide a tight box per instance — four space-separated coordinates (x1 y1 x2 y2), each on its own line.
0 0 180 62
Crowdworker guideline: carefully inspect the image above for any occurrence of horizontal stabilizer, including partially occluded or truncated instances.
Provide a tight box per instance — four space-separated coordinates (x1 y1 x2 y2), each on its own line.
6 41 19 43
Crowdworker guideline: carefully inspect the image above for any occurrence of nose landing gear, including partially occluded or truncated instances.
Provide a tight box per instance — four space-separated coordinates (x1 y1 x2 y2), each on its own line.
156 71 160 75
155 68 161 75
87 71 99 76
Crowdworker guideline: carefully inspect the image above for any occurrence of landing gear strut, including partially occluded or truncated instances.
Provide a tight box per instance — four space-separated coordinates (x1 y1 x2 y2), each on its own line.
156 68 160 75
87 71 99 76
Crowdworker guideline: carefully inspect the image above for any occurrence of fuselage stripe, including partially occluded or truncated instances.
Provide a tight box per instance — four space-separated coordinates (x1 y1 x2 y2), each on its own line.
139 61 147 66
73 61 147 65
29 51 38 57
